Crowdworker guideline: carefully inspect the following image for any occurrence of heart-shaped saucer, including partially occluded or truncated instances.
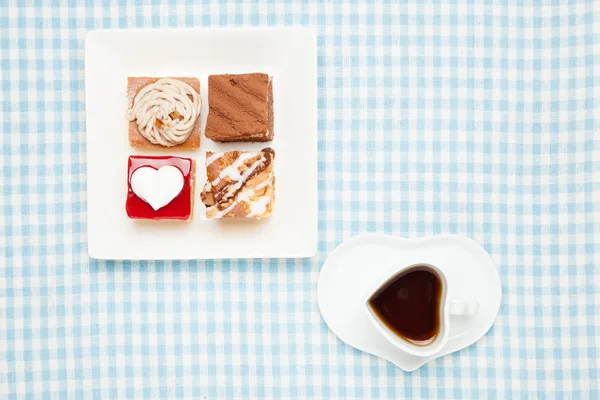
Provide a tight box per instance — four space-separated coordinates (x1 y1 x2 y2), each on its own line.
130 165 184 211
317 234 502 371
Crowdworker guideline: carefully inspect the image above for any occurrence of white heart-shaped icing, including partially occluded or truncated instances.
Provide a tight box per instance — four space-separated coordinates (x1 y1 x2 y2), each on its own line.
130 165 184 211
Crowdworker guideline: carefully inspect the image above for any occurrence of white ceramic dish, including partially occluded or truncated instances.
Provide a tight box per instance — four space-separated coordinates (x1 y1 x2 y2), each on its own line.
85 28 317 260
317 234 502 371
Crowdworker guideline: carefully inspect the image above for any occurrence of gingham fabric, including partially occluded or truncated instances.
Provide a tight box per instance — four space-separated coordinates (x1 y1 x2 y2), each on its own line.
1 1 598 399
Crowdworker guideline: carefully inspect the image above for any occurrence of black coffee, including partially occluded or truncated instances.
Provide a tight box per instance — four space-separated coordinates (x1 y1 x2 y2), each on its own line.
368 266 442 346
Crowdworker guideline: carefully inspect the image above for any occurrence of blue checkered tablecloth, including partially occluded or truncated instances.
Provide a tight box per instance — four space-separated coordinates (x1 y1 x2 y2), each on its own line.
1 1 598 399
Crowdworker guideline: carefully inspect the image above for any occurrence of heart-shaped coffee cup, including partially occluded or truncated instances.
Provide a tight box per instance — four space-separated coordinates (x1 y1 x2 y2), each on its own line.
365 263 479 357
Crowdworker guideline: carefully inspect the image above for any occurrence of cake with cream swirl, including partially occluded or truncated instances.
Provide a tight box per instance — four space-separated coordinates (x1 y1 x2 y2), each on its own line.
201 148 275 219
126 77 201 149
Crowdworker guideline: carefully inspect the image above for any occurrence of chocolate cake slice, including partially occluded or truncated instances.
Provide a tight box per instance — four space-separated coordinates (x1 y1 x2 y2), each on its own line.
205 73 274 142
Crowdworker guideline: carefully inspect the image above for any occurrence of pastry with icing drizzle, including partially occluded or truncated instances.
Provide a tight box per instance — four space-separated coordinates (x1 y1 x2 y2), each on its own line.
201 148 275 219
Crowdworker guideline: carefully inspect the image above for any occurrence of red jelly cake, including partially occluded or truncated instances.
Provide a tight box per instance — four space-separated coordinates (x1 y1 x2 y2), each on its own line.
126 155 195 221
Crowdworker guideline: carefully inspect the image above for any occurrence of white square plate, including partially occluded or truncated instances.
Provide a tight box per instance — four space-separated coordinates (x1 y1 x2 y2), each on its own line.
85 28 317 260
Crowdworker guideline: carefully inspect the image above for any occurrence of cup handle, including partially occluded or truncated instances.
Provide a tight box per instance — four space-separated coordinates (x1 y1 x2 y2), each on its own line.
449 299 479 316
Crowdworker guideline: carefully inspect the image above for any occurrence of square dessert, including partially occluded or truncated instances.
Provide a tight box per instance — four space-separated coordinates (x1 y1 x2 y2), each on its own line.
201 148 275 219
126 155 195 221
126 77 201 149
205 73 274 142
